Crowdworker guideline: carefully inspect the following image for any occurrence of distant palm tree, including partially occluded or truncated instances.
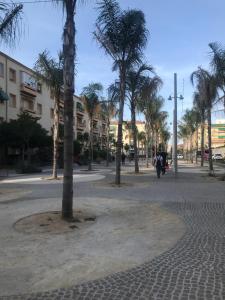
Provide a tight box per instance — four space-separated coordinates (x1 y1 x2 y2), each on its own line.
94 0 148 184
137 131 146 157
126 64 153 173
191 67 218 175
82 83 103 171
101 83 119 166
35 51 63 179
181 108 200 163
0 2 23 46
193 91 206 166
138 76 163 166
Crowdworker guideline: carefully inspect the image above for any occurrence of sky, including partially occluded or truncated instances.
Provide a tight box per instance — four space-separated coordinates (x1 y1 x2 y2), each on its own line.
2 0 225 132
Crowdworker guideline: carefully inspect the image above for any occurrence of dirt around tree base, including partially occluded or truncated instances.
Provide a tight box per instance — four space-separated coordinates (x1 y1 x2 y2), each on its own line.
14 210 96 234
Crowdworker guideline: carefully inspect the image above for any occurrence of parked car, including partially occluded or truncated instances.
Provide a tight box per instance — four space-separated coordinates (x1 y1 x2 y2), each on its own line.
177 154 184 159
212 153 223 160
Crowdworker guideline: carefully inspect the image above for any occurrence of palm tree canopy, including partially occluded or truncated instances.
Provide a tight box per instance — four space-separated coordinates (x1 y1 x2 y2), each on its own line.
209 42 225 92
94 0 148 71
191 67 218 109
34 50 63 97
0 2 23 46
82 83 103 118
126 64 154 105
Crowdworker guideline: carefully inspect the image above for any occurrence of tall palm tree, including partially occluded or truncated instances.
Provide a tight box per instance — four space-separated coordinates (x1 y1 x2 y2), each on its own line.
126 64 153 173
53 0 76 220
0 2 23 46
138 76 163 166
94 0 148 184
82 83 103 171
191 67 218 175
34 51 63 179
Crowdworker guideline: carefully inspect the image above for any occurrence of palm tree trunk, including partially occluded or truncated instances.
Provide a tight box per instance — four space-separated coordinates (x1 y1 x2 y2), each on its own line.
88 119 92 171
131 102 139 173
106 119 110 167
195 128 198 164
62 2 75 220
190 135 193 163
200 120 204 167
52 96 59 179
115 66 126 185
145 121 149 167
207 107 213 175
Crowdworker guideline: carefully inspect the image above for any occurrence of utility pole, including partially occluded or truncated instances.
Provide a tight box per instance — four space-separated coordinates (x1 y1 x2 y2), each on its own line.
168 73 183 177
173 73 178 175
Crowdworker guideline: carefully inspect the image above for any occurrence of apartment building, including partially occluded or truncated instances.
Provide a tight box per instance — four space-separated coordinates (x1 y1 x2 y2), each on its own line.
110 120 146 153
0 51 107 148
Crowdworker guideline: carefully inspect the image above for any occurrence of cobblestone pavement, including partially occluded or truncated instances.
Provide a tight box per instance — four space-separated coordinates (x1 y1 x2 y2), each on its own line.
2 201 225 300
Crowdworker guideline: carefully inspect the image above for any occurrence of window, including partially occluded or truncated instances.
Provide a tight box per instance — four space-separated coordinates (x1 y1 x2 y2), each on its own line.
37 83 42 93
37 103 42 115
21 95 34 111
50 108 54 119
9 68 16 82
0 63 4 77
9 94 16 108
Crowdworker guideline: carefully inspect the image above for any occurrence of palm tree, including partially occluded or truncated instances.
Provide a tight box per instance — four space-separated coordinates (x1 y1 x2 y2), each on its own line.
126 64 153 173
137 131 146 157
209 42 225 108
94 0 148 184
138 76 163 166
82 83 103 171
191 67 218 175
181 108 200 163
101 83 119 166
53 0 76 220
0 2 23 47
193 91 206 166
34 51 63 179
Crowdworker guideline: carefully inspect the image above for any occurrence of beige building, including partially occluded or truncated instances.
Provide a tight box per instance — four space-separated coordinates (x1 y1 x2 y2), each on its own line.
110 120 146 154
0 51 107 148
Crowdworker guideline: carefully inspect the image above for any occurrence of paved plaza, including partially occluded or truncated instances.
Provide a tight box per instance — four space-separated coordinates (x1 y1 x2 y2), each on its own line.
0 161 225 299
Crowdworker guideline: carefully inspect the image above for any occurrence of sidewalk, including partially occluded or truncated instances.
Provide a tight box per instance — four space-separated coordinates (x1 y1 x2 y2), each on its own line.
0 162 225 299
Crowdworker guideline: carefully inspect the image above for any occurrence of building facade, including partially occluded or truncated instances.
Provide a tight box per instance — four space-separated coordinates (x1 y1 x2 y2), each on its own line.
0 51 107 148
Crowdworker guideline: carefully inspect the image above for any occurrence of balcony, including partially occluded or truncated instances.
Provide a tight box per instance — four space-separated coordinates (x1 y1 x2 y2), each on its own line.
20 83 37 97
93 126 99 133
77 121 86 130
20 71 37 97
20 107 36 114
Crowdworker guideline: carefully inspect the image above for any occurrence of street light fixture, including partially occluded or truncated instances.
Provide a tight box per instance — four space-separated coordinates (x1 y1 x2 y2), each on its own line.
168 73 184 176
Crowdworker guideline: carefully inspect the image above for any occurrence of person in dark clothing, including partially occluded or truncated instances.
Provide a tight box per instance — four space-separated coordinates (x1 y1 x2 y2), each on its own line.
154 152 163 178
161 152 167 175
121 152 126 165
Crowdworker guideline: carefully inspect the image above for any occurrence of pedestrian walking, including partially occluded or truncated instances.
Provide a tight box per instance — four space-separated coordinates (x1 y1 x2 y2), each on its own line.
154 152 163 178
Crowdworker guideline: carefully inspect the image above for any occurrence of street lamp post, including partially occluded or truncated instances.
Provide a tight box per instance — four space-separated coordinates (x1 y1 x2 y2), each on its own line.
168 73 184 176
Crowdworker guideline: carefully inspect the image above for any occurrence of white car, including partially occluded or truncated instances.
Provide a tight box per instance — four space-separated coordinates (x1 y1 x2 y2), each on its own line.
177 154 184 159
212 154 223 160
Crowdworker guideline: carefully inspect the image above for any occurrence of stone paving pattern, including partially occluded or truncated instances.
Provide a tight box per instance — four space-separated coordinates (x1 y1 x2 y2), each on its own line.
2 200 225 300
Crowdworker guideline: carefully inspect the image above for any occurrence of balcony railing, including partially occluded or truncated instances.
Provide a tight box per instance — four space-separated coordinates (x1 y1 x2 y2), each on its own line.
77 122 86 129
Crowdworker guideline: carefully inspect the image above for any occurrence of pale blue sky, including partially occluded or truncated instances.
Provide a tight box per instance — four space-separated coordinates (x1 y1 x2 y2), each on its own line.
3 0 225 129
